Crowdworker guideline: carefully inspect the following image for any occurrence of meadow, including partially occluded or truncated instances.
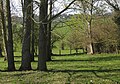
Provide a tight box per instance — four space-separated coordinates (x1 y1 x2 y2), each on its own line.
0 52 120 84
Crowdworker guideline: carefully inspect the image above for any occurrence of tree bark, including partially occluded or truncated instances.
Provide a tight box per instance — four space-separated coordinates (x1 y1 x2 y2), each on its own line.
46 0 52 61
0 0 8 60
87 21 93 54
19 0 32 70
70 46 72 54
38 0 76 70
38 0 48 71
31 1 35 62
0 45 3 57
6 0 15 71
0 27 3 57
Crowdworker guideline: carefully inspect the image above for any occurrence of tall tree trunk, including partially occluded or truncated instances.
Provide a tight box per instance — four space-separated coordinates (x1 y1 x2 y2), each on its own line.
31 0 35 62
19 0 32 70
38 0 48 71
38 0 76 70
0 0 8 60
6 0 15 71
46 0 52 61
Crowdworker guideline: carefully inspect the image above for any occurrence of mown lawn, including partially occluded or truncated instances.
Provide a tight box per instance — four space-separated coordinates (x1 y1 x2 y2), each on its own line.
0 53 120 84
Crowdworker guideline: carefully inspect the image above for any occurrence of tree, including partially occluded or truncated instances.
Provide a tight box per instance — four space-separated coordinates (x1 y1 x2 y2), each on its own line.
38 0 76 71
46 0 52 61
31 0 35 62
0 0 8 60
38 0 48 71
6 0 15 71
80 0 95 54
19 0 32 70
0 24 3 57
73 0 104 54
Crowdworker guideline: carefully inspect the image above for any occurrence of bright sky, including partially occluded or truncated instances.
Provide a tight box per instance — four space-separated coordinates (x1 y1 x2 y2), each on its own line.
10 0 114 17
10 0 22 16
10 0 40 16
10 0 77 17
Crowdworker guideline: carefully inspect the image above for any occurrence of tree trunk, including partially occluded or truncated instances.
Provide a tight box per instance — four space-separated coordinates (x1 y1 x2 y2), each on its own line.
31 16 35 62
46 0 52 61
0 0 8 60
31 2 35 62
38 0 48 71
87 21 93 54
87 43 93 54
70 46 72 54
38 0 75 70
19 0 32 70
75 48 78 54
59 49 61 55
0 45 3 57
6 0 15 71
0 25 3 57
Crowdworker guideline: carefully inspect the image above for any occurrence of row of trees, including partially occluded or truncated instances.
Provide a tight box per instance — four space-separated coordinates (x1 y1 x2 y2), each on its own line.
0 0 120 71
0 0 76 71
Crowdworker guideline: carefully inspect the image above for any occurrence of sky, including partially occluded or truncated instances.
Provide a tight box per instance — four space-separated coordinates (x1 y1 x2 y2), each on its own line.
10 0 115 17
11 0 23 16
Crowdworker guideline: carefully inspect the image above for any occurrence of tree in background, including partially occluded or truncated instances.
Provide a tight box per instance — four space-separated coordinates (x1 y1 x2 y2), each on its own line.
72 0 96 54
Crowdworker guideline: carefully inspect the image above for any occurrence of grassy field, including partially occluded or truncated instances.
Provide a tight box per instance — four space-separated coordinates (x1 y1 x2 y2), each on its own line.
0 53 120 84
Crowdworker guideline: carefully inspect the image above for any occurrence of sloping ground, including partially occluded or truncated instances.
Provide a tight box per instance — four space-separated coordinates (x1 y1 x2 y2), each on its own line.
0 54 120 84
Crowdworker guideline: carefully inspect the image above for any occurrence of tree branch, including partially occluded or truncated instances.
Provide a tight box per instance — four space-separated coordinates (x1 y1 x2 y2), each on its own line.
50 0 76 21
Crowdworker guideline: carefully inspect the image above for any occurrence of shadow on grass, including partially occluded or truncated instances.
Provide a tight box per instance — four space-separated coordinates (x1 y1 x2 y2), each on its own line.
52 53 85 56
13 55 120 63
47 69 120 83
90 56 120 61
47 68 120 73
51 60 91 62
51 55 120 62
0 68 120 83
93 71 120 83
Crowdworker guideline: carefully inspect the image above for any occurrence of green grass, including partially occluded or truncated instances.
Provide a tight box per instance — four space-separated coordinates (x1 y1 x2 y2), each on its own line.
0 53 120 84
